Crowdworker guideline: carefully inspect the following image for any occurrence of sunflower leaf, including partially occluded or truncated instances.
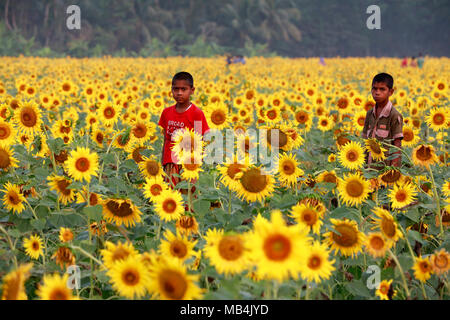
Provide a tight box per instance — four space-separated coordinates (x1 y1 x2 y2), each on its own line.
345 280 371 298
83 204 103 222
407 230 425 245
30 218 46 231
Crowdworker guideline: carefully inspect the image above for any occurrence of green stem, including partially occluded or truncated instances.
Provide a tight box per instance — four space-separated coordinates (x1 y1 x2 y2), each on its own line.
305 284 311 300
420 282 428 300
388 248 411 299
98 131 122 185
427 165 444 239
0 224 18 269
228 188 232 215
272 280 279 300
70 245 105 267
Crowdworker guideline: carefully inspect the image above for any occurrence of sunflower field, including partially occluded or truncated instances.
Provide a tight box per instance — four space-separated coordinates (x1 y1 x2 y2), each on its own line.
0 56 449 300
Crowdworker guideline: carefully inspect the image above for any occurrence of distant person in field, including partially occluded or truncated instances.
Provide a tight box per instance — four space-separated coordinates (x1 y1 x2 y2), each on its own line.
362 73 403 169
401 56 408 67
158 72 210 196
417 53 425 69
410 56 417 67
319 57 326 66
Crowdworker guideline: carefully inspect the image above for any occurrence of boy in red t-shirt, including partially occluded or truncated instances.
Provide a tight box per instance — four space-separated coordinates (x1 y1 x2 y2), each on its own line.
158 71 210 192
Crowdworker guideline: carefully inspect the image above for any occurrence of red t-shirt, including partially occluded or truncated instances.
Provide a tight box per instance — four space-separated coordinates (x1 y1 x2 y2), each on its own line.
158 103 210 165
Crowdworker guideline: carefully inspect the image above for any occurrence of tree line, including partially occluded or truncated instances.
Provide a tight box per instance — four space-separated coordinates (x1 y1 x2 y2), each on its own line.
0 0 448 57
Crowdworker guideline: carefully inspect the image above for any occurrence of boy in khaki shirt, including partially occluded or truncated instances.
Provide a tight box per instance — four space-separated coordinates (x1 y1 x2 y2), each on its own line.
362 73 403 168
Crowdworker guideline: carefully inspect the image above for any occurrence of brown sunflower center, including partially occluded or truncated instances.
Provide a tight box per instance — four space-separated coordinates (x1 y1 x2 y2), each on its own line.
218 235 243 261
307 255 322 270
380 284 389 295
56 179 72 196
0 124 11 139
434 254 448 269
20 107 37 127
132 124 147 138
432 113 445 125
419 261 432 273
302 209 318 226
323 173 337 184
337 98 349 109
281 160 296 175
381 170 401 184
368 140 382 154
332 224 358 247
267 129 288 148
370 236 384 250
150 184 162 196
146 160 159 176
0 149 11 168
295 111 308 124
263 234 291 261
381 218 396 238
112 247 130 262
62 83 71 92
8 192 21 205
89 193 98 206
106 200 133 217
346 150 358 162
32 241 39 250
211 110 226 125
170 240 188 259
50 289 69 300
162 199 177 214
395 190 407 203
122 269 140 286
179 216 195 229
240 168 268 193
346 180 364 197
403 129 413 142
104 107 115 119
95 132 104 144
159 270 187 300
75 157 90 172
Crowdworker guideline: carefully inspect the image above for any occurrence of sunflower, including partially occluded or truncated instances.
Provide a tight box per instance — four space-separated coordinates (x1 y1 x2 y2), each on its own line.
13 100 42 135
285 127 304 149
264 125 293 151
430 248 450 275
130 121 152 143
159 229 197 262
426 107 448 132
378 169 405 187
176 215 199 237
102 198 142 228
317 170 338 187
180 152 203 182
299 241 335 283
101 241 139 269
388 182 417 210
412 144 439 168
264 106 282 124
442 180 450 198
245 210 311 281
0 119 16 147
154 189 185 222
1 263 33 300
75 186 102 206
23 234 44 260
89 219 108 237
1 182 26 214
371 207 403 242
365 232 392 258
171 127 204 162
317 115 334 132
58 227 74 243
98 101 120 126
401 125 420 147
234 166 276 203
147 257 203 300
0 145 19 171
354 111 367 131
365 138 387 162
138 156 164 179
205 102 229 130
289 203 323 234
376 279 396 300
235 131 258 157
324 218 365 258
65 147 99 183
47 175 76 205
328 154 336 163
218 155 249 191
36 273 78 300
143 176 168 202
276 153 304 187
338 141 365 170
128 144 150 164
337 173 370 207
203 229 250 276
412 256 433 282
107 254 151 299
51 246 76 269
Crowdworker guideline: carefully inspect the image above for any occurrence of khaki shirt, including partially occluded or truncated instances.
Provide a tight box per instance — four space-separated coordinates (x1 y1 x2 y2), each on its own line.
361 101 403 166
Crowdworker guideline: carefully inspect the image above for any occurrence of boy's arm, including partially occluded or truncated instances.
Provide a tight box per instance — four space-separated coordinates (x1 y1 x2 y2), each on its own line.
391 113 404 168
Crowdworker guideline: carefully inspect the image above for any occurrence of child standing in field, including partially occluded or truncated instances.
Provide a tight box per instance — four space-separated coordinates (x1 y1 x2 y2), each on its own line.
362 73 403 168
158 71 210 193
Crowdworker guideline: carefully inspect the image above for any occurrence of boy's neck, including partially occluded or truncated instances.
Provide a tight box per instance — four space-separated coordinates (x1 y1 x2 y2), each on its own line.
375 99 389 110
175 101 191 111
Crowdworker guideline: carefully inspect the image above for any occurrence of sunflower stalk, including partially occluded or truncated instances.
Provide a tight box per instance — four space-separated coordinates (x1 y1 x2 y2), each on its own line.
0 224 18 269
24 198 47 266
387 248 411 299
426 165 444 239
70 245 105 267
98 131 122 185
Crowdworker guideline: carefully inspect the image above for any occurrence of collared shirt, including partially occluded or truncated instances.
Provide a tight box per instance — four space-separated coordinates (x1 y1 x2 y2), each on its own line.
361 101 403 166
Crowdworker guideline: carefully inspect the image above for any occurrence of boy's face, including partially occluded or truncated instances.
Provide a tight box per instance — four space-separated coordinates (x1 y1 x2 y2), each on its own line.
371 81 394 104
172 80 194 105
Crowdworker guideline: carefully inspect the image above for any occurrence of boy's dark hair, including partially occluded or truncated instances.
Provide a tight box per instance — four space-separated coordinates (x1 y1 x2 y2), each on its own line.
372 73 394 89
172 72 194 87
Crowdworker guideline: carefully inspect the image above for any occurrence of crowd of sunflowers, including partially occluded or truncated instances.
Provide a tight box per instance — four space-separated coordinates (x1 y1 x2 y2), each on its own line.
0 56 448 300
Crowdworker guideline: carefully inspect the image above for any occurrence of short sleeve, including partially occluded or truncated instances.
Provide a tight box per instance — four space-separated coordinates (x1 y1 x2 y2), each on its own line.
391 112 404 140
200 110 210 135
158 109 166 130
